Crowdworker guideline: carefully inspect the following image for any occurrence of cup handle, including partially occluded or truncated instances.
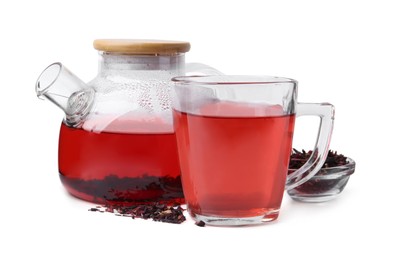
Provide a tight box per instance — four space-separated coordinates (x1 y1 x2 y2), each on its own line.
286 102 335 190
185 62 224 76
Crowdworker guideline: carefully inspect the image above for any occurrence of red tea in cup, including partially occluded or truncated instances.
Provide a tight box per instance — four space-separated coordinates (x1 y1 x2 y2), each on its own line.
173 102 295 219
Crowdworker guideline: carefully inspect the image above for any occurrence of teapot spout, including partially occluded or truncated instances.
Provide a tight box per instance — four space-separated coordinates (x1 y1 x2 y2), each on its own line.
35 62 95 127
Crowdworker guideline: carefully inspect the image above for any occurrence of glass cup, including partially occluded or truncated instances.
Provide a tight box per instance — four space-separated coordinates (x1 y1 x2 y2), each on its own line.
171 75 334 226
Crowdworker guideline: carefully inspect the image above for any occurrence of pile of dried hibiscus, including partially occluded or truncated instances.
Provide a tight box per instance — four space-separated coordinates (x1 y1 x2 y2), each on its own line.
89 203 186 224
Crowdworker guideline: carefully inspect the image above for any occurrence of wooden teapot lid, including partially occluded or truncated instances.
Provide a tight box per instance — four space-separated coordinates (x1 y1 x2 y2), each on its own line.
93 39 191 54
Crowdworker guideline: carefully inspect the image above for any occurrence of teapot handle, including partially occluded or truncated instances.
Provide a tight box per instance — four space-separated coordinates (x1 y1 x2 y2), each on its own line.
185 63 224 76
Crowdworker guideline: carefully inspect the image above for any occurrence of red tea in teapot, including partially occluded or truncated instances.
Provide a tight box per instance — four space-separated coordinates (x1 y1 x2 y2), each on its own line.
35 40 194 206
58 121 183 205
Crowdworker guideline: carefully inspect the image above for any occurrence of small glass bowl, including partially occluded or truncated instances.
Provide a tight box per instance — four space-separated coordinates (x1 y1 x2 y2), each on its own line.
287 157 356 202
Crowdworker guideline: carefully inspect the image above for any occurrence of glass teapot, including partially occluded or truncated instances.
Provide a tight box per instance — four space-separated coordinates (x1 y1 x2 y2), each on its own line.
36 39 219 205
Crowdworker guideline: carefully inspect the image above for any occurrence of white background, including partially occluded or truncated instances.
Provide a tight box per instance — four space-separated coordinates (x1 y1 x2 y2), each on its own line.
1 0 394 259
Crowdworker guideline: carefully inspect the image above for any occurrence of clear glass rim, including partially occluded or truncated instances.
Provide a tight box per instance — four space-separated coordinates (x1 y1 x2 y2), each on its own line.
172 75 297 85
289 157 356 179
